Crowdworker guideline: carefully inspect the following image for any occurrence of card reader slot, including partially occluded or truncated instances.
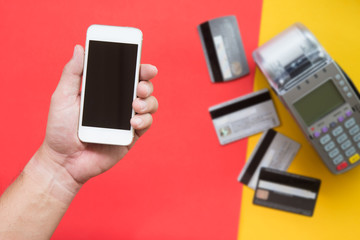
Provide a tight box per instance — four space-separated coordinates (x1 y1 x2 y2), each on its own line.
283 61 327 92
285 55 312 79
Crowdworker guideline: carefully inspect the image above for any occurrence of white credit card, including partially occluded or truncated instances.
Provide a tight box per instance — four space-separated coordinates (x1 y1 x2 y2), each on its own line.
209 89 280 145
238 129 301 189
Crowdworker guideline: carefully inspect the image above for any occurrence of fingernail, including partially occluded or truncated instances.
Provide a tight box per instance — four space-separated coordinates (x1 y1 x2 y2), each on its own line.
151 65 158 73
73 45 77 58
73 45 80 59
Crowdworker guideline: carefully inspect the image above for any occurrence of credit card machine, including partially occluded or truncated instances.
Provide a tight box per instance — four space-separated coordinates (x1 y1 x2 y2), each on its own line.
253 23 360 174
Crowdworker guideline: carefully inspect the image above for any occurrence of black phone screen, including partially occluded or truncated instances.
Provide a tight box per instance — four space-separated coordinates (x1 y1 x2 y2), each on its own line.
82 40 138 130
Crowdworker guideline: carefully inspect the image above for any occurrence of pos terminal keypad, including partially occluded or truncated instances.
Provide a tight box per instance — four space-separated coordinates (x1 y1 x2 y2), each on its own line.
319 114 360 171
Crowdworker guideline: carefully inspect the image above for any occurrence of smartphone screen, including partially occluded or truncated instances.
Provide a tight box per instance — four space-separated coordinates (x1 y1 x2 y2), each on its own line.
82 40 138 130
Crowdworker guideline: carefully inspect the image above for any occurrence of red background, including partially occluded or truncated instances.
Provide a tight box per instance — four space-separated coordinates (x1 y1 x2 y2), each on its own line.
0 1 262 239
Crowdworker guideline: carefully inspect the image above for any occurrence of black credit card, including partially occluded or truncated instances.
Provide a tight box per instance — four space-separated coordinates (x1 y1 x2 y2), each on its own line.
198 15 249 83
253 168 321 217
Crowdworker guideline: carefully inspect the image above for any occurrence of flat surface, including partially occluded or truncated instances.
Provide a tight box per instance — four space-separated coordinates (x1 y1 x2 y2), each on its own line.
0 1 262 239
238 0 360 239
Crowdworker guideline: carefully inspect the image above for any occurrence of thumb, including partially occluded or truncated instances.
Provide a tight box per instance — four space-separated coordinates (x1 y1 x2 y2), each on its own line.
56 45 84 97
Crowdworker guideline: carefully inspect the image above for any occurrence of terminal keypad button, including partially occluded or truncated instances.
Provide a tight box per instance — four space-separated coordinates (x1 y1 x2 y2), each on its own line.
353 133 360 142
346 147 356 157
332 126 343 137
349 125 360 135
333 154 344 165
341 140 352 150
320 134 331 145
349 154 360 164
329 148 340 158
336 162 348 171
325 141 336 152
346 111 353 117
336 133 348 144
345 118 356 129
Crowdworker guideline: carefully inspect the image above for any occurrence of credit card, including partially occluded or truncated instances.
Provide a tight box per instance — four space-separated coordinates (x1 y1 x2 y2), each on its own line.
209 89 280 145
238 129 300 189
254 168 321 217
198 15 249 83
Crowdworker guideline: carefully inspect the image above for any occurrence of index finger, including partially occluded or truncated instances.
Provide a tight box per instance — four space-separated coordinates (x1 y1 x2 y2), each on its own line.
140 64 158 81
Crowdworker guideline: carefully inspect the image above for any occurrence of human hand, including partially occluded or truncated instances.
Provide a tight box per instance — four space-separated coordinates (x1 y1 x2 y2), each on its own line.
0 45 158 239
31 45 158 199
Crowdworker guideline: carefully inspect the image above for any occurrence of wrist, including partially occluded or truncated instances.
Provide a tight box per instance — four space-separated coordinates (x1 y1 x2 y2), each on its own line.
24 145 83 205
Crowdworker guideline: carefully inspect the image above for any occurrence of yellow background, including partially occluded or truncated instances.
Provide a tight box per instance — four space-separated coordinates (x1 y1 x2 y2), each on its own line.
238 0 360 239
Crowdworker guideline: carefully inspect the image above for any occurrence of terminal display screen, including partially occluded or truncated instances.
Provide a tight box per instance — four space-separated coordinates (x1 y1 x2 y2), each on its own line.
293 80 345 126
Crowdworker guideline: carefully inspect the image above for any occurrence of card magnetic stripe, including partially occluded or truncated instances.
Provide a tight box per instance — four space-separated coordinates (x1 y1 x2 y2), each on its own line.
259 168 321 192
198 22 223 82
209 90 271 119
253 191 315 216
239 129 277 184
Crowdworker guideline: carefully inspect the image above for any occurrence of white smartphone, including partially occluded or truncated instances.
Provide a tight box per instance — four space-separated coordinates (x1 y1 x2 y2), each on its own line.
78 25 142 146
